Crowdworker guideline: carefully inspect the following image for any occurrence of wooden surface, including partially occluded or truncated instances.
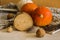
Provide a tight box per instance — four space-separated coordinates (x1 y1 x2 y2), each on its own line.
0 0 60 8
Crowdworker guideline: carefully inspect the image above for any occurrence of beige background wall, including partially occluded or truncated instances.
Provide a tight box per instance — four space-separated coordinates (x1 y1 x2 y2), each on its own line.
0 0 60 8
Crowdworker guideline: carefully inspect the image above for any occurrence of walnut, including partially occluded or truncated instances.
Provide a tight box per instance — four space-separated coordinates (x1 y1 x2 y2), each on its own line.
36 28 46 37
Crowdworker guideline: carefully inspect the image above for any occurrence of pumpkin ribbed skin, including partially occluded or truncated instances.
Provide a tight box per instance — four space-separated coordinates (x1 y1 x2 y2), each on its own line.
33 6 52 26
21 3 37 14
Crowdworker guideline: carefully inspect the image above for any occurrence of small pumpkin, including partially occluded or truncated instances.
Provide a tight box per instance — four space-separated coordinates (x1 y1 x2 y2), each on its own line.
21 3 37 14
33 6 52 26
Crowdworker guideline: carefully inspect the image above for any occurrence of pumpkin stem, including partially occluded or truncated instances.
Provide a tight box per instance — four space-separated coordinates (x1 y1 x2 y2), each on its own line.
40 14 44 18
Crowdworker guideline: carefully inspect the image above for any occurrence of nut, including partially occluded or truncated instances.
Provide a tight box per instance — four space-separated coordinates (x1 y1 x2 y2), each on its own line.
7 13 15 19
7 26 13 32
36 28 46 37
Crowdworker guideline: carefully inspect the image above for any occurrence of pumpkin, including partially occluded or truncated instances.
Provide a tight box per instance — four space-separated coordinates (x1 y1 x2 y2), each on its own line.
33 6 52 26
21 3 37 14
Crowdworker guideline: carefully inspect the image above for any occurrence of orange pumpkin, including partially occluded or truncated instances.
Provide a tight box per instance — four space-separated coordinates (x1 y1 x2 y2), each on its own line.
33 6 52 26
21 3 37 14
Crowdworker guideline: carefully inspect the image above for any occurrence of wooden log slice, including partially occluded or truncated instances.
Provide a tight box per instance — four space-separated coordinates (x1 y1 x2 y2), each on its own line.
14 12 33 31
